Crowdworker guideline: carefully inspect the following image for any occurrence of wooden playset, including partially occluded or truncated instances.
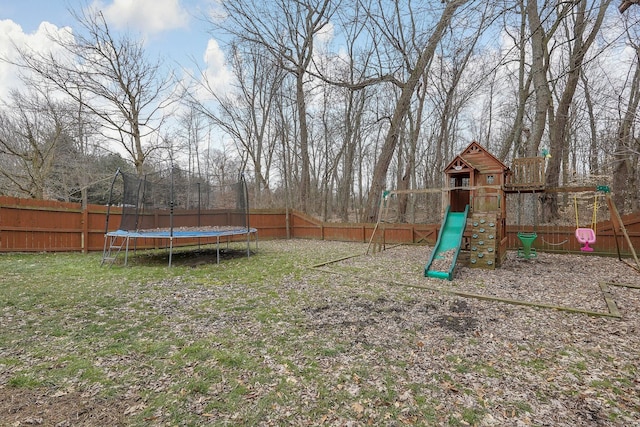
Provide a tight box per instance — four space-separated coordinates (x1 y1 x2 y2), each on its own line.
369 141 639 280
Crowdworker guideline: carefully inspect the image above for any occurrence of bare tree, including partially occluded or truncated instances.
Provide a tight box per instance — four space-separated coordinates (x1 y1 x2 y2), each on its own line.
11 9 176 175
210 0 339 212
363 0 470 222
580 71 599 175
175 105 207 179
497 0 534 161
526 0 556 157
537 0 611 220
331 74 371 221
0 87 72 199
193 42 284 207
310 5 375 221
272 77 299 214
429 5 493 187
612 26 640 213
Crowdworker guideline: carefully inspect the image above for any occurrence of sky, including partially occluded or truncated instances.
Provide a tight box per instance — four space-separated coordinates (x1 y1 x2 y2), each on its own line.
1 1 634 139
0 0 228 99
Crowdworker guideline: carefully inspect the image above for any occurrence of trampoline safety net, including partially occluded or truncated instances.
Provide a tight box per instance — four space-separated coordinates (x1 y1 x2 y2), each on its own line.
110 168 250 232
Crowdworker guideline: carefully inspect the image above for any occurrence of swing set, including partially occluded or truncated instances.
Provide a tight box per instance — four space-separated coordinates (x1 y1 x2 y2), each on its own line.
571 186 640 270
515 188 606 255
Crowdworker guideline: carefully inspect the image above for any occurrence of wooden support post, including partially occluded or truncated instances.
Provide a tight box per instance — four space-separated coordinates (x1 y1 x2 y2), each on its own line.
606 194 640 271
367 192 387 254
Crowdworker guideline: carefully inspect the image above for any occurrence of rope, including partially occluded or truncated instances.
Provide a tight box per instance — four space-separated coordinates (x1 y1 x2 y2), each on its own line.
574 194 580 228
541 237 569 246
574 192 599 232
592 194 598 233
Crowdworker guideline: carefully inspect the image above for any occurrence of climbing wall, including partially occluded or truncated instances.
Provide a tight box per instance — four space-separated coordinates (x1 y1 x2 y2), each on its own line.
469 213 498 269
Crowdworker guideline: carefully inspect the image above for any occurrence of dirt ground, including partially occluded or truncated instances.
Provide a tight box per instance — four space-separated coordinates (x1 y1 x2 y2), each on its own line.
314 244 640 425
0 388 134 426
1 241 639 426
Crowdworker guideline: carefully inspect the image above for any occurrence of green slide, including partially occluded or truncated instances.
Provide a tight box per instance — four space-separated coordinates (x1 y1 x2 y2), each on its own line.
424 205 469 281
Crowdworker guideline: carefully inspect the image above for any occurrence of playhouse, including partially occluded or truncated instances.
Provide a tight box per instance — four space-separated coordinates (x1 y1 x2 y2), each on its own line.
443 141 510 269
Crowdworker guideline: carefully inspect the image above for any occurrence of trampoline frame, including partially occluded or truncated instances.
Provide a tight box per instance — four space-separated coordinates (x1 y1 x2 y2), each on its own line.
105 227 258 266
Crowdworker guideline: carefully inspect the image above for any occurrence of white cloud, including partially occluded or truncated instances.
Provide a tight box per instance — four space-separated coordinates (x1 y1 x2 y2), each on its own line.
0 20 26 98
0 20 74 100
94 0 189 35
201 38 233 96
317 21 334 46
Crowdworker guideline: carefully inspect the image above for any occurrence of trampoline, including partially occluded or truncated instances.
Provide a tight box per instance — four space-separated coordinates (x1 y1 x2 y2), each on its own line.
102 168 257 266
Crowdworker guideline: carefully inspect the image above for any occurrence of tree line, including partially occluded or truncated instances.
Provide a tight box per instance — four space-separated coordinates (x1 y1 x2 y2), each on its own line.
1 1 639 221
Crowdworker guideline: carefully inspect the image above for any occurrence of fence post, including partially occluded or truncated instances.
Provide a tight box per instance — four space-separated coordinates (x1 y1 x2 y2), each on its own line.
82 204 89 254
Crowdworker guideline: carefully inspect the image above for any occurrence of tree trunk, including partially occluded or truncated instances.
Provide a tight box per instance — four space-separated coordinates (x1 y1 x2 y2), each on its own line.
613 48 640 213
337 90 364 222
498 0 531 161
525 0 552 157
397 86 425 222
363 0 468 222
581 72 599 175
543 0 611 221
296 72 311 212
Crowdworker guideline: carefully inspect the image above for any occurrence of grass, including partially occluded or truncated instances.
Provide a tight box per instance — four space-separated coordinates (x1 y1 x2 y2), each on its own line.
1 240 639 426
0 242 379 425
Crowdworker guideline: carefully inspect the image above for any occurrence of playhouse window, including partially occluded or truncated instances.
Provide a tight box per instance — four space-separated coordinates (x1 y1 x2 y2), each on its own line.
487 175 495 184
450 176 470 188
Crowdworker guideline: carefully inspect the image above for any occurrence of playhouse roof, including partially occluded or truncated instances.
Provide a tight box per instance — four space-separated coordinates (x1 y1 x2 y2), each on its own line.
444 141 509 175
443 155 474 174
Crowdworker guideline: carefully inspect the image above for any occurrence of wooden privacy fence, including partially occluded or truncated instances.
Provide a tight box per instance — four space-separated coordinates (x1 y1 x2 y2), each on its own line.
1 195 640 258
0 196 288 253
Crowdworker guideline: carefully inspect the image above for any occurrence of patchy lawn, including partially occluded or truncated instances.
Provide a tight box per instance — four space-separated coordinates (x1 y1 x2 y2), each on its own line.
1 240 639 426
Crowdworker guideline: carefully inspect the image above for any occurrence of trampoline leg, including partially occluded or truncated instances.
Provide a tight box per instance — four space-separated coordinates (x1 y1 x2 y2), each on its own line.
124 236 130 266
217 236 220 264
169 237 173 267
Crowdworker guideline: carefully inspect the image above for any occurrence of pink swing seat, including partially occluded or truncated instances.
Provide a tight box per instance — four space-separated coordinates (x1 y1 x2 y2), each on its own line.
575 227 596 252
